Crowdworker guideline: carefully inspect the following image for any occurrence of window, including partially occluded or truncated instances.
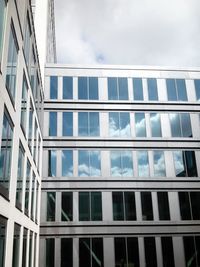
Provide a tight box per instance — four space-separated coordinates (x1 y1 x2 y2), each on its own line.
46 239 54 267
16 143 25 209
0 0 6 63
161 237 175 267
133 78 143 100
141 192 153 220
29 231 33 267
33 120 37 162
49 112 57 136
62 112 73 136
79 238 104 267
109 112 130 137
150 113 162 137
114 237 139 267
50 76 58 99
169 113 192 137
78 112 99 136
79 192 102 221
137 151 149 177
61 239 73 267
107 77 128 100
62 150 73 177
166 79 187 101
78 150 101 177
22 228 28 267
135 113 146 137
35 181 39 221
0 110 14 197
28 101 33 149
63 76 73 99
153 151 166 177
6 24 18 102
183 236 200 267
144 237 157 267
147 78 158 101
194 79 200 101
47 192 56 221
173 151 197 177
30 49 36 95
61 192 73 221
20 76 28 134
157 192 170 220
78 77 98 100
179 192 200 220
112 192 136 220
110 151 133 177
0 216 7 267
24 160 31 214
31 173 35 219
48 150 57 177
12 223 20 267
24 15 31 71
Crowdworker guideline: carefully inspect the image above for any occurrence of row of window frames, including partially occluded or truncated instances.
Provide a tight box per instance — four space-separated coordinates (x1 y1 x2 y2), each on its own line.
48 111 194 138
0 216 37 267
45 236 200 267
48 150 198 178
49 76 200 102
46 191 200 222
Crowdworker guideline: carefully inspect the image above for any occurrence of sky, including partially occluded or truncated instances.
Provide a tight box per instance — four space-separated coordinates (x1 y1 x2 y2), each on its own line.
54 0 200 67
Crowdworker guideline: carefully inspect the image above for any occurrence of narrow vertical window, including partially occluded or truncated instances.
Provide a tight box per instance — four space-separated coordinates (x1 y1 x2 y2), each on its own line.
135 113 146 137
16 143 25 209
47 192 56 221
78 77 87 99
24 160 31 214
61 239 73 267
137 151 149 177
24 15 31 72
190 192 200 220
108 77 118 100
178 192 191 220
144 237 157 267
35 181 39 221
161 237 175 267
29 231 33 267
28 101 33 149
50 76 58 99
22 228 28 267
173 151 197 177
157 192 170 220
133 78 143 100
62 112 73 136
147 78 158 101
20 76 28 134
31 173 35 219
89 77 98 100
48 150 57 177
194 79 200 101
141 192 153 220
63 76 73 99
12 223 21 267
0 0 6 63
183 236 197 267
61 192 73 221
150 113 162 137
153 151 166 177
62 150 73 177
112 192 124 220
49 112 57 136
46 239 54 267
0 216 7 267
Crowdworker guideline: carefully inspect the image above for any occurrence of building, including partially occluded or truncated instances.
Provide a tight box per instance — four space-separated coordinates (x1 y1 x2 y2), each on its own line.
0 0 43 266
40 64 200 267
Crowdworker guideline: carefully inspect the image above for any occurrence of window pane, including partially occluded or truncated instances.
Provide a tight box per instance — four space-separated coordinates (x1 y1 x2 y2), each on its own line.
118 78 128 100
120 112 130 137
157 192 170 220
166 79 177 101
61 192 73 221
180 113 192 137
190 192 200 220
147 78 158 101
125 192 136 220
91 192 102 221
79 192 90 221
185 151 197 177
47 192 56 221
48 150 56 177
78 150 89 177
144 237 157 267
176 79 187 101
24 17 31 69
49 112 57 136
127 238 140 267
108 77 118 100
121 151 133 177
16 144 25 208
138 151 149 177
0 216 7 267
31 173 35 219
89 112 99 136
89 77 98 100
22 228 27 267
90 151 101 177
78 112 88 136
194 79 200 101
112 192 124 220
61 239 73 267
135 113 146 137
183 236 196 267
109 113 120 137
150 113 162 137
133 78 143 100
92 238 104 267
78 77 87 99
111 151 121 177
50 76 57 99
62 150 73 177
114 238 126 267
63 112 73 136
0 0 6 60
173 151 186 177
29 231 33 267
25 160 31 212
195 236 200 266
161 237 175 267
28 101 33 149
141 192 153 220
46 239 54 267
20 77 28 133
79 238 91 267
169 113 181 137
179 192 191 220
63 76 73 99
153 151 166 177
12 223 20 267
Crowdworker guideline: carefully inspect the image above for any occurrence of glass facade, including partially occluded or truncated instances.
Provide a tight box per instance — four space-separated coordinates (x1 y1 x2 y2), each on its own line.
46 239 54 267
173 151 197 177
20 76 28 134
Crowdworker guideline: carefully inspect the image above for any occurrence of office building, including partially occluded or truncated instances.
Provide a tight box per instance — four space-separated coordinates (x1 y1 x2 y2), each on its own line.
40 64 200 267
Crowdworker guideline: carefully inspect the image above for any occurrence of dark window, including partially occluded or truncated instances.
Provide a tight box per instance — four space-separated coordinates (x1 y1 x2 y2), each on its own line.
190 192 200 220
35 181 39 221
108 77 128 100
141 192 153 220
29 231 33 267
48 150 56 177
144 237 157 267
0 0 6 63
161 237 175 267
194 79 200 101
46 239 54 267
62 150 73 177
0 216 7 267
61 192 73 221
133 78 143 100
166 79 187 101
157 192 170 220
61 238 73 267
24 160 31 214
183 236 197 267
12 223 20 267
78 112 99 136
147 78 158 101
31 173 35 219
28 101 33 150
22 228 27 267
179 192 192 220
24 15 31 72
169 113 192 137
47 192 56 221
173 151 197 177
49 112 57 136
78 77 98 100
20 76 28 134
63 112 73 136
50 76 58 99
63 76 73 99
79 192 102 221
16 143 25 209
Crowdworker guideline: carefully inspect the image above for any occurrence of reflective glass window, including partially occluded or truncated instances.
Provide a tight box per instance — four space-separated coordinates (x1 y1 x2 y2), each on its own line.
150 113 162 137
78 77 87 99
0 0 6 62
144 237 157 267
63 76 73 99
141 192 153 220
118 78 128 100
133 78 143 100
61 239 73 267
173 151 197 177
48 150 56 177
61 192 73 221
24 160 31 213
50 76 58 99
157 192 170 220
108 77 128 100
109 112 130 137
47 192 56 221
108 77 117 100
137 151 149 177
31 173 35 219
78 77 98 100
16 144 25 209
166 79 187 101
12 224 20 267
0 216 7 267
194 79 200 101
30 49 36 95
62 150 73 177
20 76 28 134
46 238 54 267
135 113 146 137
147 78 158 101
169 113 192 137
49 112 57 136
153 151 166 177
111 151 133 177
28 101 33 149
89 77 98 99
78 150 101 177
78 112 99 136
161 237 175 267
176 79 187 101
63 112 73 136
6 25 18 102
